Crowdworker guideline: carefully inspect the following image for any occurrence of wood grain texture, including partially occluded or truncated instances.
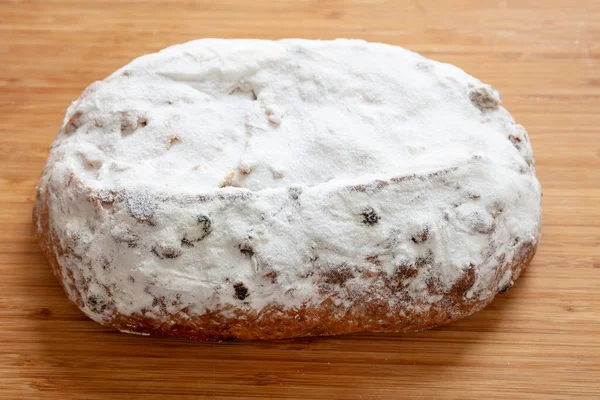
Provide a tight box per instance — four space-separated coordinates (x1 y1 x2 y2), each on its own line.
0 0 599 398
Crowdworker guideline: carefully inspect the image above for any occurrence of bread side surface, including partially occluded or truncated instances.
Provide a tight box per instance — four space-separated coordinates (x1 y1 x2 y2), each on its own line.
34 170 539 340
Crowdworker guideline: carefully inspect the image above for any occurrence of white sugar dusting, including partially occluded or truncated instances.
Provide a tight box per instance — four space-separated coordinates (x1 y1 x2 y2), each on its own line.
36 39 542 324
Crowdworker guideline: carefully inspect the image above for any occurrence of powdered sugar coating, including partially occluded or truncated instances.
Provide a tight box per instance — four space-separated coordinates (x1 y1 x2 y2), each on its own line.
36 39 541 331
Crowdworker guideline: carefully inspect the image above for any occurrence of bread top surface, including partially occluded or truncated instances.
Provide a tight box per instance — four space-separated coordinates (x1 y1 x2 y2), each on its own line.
37 39 541 322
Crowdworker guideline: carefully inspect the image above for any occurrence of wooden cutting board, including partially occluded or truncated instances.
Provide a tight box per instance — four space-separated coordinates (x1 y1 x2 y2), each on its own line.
1 1 598 398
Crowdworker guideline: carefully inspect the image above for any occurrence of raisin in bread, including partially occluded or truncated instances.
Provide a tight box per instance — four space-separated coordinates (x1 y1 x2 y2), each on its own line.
34 39 542 340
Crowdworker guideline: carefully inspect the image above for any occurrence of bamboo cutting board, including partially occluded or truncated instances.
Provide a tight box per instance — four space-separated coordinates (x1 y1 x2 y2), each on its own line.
1 1 599 398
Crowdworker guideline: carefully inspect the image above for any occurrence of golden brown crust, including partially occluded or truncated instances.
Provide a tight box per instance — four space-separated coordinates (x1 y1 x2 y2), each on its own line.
34 187 537 341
